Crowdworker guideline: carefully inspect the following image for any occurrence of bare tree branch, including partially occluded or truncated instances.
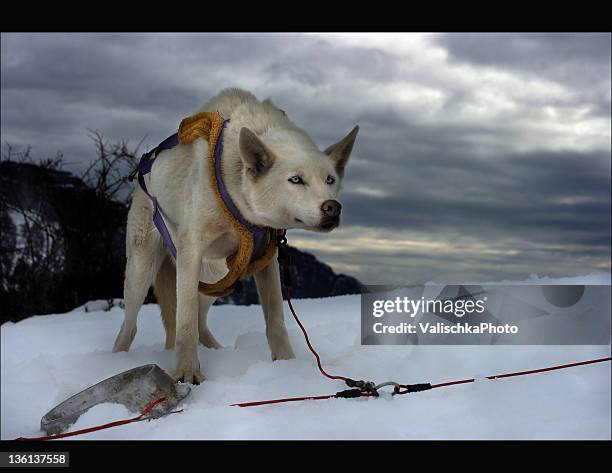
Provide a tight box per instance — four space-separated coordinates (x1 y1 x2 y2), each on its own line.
81 130 142 203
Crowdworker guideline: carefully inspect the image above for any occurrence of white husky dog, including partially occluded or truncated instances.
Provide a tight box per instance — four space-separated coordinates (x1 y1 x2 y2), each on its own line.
113 88 358 384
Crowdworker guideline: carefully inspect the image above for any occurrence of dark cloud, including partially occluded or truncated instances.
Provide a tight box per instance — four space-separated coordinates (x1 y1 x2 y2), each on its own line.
1 33 610 283
341 149 610 238
436 33 611 67
435 33 612 119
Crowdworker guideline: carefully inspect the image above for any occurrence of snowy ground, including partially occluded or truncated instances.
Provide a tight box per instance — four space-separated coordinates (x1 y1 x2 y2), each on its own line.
1 274 610 440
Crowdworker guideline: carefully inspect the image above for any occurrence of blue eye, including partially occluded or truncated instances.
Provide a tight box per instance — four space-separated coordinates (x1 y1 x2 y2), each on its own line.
289 176 304 185
326 175 336 185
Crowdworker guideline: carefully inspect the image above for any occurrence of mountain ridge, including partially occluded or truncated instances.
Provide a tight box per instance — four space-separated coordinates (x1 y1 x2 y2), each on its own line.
0 160 362 322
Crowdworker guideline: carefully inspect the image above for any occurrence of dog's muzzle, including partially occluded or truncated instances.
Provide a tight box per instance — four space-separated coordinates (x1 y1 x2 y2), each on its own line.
318 200 341 231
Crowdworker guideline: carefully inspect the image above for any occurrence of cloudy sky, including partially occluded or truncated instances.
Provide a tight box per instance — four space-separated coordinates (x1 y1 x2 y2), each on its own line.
1 33 610 284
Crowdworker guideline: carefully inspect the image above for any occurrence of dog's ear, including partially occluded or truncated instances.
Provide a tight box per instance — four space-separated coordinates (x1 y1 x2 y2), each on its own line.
324 125 359 177
239 127 274 177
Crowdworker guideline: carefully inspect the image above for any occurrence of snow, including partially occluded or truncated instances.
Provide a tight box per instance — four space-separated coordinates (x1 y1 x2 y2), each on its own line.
1 273 610 440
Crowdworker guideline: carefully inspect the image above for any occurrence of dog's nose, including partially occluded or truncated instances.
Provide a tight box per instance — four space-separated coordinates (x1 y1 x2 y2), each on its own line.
321 200 342 218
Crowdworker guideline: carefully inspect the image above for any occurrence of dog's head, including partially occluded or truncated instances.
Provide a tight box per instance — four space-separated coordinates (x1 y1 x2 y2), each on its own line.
238 125 358 232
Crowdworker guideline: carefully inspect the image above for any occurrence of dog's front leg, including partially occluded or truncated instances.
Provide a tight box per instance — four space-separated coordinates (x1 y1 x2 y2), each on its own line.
174 232 205 384
254 255 296 361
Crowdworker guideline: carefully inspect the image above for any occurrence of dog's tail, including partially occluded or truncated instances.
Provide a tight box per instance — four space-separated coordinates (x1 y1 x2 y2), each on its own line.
154 255 177 350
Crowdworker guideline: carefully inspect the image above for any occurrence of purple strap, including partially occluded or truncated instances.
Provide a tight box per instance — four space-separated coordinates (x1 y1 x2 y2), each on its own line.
135 119 271 267
136 133 179 258
214 123 270 260
137 172 177 258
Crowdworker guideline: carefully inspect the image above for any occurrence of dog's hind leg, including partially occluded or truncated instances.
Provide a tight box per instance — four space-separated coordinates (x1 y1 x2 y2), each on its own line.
254 256 296 361
198 294 222 349
154 255 177 350
154 257 222 350
113 193 165 352
113 240 164 352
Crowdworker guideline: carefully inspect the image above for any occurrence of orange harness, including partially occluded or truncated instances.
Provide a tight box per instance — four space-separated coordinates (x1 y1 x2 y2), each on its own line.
178 111 283 297
136 111 283 298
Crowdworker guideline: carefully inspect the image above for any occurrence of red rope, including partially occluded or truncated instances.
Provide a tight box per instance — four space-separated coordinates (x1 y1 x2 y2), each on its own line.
284 286 349 382
421 356 612 391
234 357 612 407
429 356 612 389
483 356 612 380
230 284 612 407
231 394 339 407
15 397 168 441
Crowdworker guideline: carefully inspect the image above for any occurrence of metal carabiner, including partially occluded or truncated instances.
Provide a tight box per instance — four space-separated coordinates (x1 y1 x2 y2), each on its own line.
373 381 402 393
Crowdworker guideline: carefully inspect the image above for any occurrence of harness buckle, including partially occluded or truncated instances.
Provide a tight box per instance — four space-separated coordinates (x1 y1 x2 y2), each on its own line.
275 229 288 247
275 230 293 288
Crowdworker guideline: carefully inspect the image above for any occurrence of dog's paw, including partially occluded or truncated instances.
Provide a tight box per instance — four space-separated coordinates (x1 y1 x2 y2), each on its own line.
112 326 137 352
199 331 223 349
173 366 205 385
271 345 296 361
